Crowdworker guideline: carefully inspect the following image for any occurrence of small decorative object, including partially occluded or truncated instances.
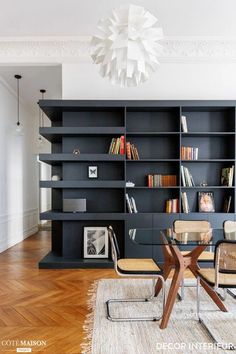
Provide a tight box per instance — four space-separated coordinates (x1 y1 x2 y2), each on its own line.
126 181 135 187
51 175 61 181
73 149 80 155
198 192 215 213
90 4 163 87
200 181 208 187
84 227 109 258
88 166 98 179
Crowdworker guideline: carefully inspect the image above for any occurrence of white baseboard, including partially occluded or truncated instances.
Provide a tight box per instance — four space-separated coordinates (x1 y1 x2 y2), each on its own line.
0 208 38 253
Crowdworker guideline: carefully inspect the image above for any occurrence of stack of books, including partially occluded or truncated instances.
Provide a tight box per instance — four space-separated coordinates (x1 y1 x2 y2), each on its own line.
181 166 195 187
181 192 190 213
221 166 234 187
147 174 177 187
109 136 125 154
165 199 179 213
181 146 199 160
125 193 138 213
126 142 140 160
181 115 188 132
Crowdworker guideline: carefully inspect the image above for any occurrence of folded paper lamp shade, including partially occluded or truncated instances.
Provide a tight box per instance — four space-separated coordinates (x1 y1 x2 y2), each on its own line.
90 4 163 87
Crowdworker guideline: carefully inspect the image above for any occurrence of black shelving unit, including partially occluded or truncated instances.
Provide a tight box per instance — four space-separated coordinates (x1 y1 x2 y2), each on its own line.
39 100 236 268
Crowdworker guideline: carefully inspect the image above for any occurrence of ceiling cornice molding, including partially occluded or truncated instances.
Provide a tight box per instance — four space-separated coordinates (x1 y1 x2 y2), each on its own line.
0 36 236 64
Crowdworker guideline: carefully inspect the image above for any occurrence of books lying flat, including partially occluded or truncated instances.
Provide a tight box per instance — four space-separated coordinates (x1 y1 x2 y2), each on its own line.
126 193 138 213
148 174 177 187
221 166 234 187
181 146 198 160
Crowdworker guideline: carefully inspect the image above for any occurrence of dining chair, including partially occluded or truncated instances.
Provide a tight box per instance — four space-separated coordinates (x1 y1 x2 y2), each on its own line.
106 226 166 322
173 220 214 300
196 239 236 349
224 220 236 299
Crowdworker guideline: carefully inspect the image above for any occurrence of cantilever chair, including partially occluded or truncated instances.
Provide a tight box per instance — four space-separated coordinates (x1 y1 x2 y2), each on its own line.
106 226 165 322
173 220 214 300
224 220 236 299
196 240 236 350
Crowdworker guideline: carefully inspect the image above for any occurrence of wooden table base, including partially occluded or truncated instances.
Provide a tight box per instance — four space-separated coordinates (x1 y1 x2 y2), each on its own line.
155 243 228 329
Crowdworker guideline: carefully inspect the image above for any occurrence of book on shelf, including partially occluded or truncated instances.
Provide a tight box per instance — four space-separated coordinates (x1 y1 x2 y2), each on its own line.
147 174 177 187
181 192 190 213
221 166 234 187
147 174 154 187
130 197 138 213
108 135 125 155
181 146 199 160
165 199 179 213
181 115 188 133
223 195 232 213
126 142 140 160
181 166 195 187
126 142 132 160
126 193 138 213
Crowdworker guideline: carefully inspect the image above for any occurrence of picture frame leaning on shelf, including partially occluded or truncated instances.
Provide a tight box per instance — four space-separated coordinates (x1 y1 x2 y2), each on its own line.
198 192 215 213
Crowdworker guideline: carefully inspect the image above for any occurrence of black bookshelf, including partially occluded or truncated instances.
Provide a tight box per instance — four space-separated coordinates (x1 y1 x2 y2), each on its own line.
39 100 236 268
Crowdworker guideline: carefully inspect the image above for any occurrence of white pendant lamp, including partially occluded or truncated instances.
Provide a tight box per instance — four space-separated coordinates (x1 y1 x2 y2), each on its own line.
90 4 163 87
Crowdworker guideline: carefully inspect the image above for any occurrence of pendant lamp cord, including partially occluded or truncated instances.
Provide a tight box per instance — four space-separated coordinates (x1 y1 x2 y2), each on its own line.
17 78 19 125
14 75 22 127
40 89 46 128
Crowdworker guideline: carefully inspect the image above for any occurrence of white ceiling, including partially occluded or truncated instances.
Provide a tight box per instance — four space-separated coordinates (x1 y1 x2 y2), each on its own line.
0 65 62 114
0 0 236 38
0 0 236 114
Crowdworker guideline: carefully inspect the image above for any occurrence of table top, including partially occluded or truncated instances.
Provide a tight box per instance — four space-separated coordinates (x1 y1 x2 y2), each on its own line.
129 228 236 246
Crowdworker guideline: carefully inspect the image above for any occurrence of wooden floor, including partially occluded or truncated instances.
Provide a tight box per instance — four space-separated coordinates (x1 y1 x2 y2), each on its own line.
0 231 194 354
0 231 116 354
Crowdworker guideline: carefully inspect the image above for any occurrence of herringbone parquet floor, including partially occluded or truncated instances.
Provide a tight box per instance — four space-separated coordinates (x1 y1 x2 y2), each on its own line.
0 231 193 354
0 231 116 354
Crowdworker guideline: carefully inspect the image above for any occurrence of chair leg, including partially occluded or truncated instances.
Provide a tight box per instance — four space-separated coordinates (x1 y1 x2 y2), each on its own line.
177 279 185 301
197 277 236 350
227 289 236 299
216 288 227 301
106 277 165 322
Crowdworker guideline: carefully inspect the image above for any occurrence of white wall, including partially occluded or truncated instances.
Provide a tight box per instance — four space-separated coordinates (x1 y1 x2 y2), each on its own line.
62 62 236 100
0 77 38 252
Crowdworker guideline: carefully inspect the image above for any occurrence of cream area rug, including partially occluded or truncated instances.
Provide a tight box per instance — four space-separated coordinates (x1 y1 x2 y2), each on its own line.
81 279 236 354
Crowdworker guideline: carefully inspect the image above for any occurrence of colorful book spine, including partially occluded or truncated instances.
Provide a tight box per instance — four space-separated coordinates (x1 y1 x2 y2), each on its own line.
181 146 199 160
126 142 131 160
120 135 125 154
147 175 154 187
147 174 177 187
165 199 179 213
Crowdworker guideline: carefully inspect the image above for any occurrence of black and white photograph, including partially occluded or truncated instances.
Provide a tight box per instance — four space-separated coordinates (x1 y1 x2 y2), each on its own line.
84 227 108 258
88 165 98 178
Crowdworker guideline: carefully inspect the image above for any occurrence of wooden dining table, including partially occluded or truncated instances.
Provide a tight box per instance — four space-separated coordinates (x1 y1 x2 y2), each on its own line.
129 228 229 329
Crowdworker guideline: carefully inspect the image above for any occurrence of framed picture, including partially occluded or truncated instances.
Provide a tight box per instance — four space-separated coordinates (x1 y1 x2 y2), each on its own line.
198 192 215 213
88 165 98 179
84 227 109 258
